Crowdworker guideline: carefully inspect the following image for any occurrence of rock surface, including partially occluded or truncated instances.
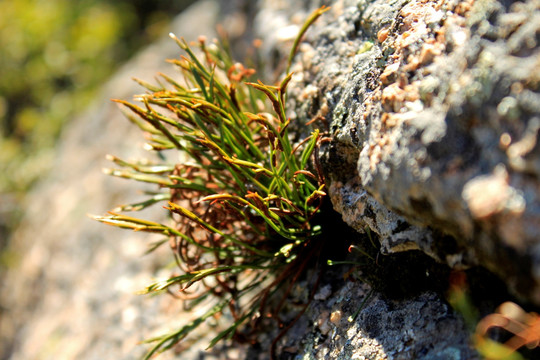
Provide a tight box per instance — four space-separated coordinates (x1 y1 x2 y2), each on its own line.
281 283 478 360
287 0 540 306
2 0 539 360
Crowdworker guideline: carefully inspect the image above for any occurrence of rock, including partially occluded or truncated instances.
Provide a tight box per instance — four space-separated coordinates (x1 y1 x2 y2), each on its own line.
287 0 540 306
283 283 478 360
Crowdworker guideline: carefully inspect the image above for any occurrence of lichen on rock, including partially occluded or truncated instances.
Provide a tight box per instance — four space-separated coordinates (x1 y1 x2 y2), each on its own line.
288 0 540 306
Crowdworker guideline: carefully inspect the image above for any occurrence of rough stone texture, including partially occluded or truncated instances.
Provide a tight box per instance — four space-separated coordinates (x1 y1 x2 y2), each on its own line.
283 283 478 360
287 0 540 306
2 0 539 360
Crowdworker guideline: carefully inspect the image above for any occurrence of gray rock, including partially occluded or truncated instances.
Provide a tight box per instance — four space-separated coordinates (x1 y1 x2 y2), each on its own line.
288 286 477 360
287 0 540 305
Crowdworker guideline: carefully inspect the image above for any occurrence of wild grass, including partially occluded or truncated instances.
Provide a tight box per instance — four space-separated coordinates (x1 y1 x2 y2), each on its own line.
93 6 329 358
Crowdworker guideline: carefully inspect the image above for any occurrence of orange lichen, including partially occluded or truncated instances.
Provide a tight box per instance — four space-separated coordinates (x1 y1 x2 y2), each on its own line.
377 26 390 43
499 133 512 150
418 42 443 66
382 83 405 111
330 310 343 325
381 113 399 128
380 62 401 85
381 81 420 113
453 0 474 17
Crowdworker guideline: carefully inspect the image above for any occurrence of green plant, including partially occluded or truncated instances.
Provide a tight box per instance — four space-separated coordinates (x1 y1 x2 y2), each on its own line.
93 6 329 358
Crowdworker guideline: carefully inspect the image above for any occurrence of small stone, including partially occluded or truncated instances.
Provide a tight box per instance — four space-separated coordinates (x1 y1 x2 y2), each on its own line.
330 310 343 325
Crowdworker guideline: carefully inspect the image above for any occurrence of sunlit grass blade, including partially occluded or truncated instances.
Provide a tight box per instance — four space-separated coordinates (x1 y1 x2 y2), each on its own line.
143 264 272 294
206 311 253 349
91 213 174 234
300 129 320 168
105 154 174 174
246 81 283 123
286 5 330 74
200 194 301 241
142 300 228 360
167 201 273 257
132 77 164 92
113 193 171 212
168 175 216 193
103 168 174 186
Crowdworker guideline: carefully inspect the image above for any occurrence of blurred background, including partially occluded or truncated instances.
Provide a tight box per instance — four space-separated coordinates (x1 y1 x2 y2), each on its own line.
0 0 197 259
0 1 217 359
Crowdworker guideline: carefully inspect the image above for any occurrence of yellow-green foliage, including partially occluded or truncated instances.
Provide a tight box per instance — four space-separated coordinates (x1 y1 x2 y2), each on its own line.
0 0 124 193
0 0 194 195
